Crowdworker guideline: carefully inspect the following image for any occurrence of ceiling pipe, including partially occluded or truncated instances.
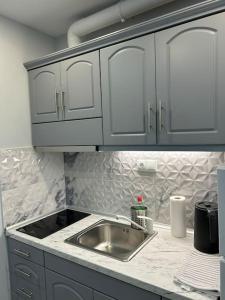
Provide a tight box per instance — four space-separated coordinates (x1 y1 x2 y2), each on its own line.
67 0 174 47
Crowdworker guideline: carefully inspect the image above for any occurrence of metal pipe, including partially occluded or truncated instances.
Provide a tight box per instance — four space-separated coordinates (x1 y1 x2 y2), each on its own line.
67 0 174 47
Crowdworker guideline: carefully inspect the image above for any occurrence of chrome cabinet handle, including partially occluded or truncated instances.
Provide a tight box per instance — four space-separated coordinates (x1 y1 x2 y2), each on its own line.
159 100 165 131
14 249 30 258
15 268 31 278
147 103 153 132
16 288 33 298
55 90 60 117
60 91 66 119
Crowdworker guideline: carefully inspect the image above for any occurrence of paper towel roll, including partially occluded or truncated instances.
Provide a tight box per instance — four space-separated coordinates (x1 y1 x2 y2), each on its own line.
170 196 186 238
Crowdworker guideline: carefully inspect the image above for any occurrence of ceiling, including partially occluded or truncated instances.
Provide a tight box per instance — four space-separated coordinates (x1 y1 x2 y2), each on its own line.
0 0 119 37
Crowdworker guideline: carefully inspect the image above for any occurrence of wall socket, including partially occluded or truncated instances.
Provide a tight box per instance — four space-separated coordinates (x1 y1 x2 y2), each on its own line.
136 159 157 173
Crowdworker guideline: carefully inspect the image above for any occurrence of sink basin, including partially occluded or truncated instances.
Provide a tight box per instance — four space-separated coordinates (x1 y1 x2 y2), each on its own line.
65 219 157 261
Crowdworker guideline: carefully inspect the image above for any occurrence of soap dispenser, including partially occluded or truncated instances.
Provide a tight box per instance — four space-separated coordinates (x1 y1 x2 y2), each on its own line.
130 195 153 233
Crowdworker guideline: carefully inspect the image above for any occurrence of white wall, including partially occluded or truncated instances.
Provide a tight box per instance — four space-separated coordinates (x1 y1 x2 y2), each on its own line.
55 34 68 51
0 16 56 148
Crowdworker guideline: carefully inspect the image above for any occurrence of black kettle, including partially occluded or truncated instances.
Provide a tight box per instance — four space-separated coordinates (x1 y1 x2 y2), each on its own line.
194 201 219 254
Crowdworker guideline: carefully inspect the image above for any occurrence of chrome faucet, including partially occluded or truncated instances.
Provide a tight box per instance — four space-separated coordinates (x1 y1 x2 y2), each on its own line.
137 215 154 235
116 215 153 234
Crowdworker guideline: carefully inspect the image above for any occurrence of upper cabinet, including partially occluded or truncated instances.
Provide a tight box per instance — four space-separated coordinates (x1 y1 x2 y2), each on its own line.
27 11 225 148
29 63 61 123
156 13 225 145
61 51 102 120
29 50 102 124
100 35 156 145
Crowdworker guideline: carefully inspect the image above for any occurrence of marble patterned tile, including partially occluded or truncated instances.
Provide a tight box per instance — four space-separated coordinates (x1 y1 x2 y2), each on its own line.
0 147 65 226
65 151 224 228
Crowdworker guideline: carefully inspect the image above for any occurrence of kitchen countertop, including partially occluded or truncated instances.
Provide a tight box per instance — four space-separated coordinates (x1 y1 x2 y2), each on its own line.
6 210 217 300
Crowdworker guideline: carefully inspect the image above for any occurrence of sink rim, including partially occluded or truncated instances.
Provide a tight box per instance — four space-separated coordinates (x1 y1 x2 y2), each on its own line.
64 219 157 262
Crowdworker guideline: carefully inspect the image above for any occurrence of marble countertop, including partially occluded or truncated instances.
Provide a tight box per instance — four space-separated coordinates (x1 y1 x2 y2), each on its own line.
6 210 217 300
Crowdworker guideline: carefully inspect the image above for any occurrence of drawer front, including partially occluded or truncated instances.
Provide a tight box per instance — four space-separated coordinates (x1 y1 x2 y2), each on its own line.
12 289 45 300
11 277 46 300
9 254 45 288
8 238 44 266
32 118 103 146
45 253 160 300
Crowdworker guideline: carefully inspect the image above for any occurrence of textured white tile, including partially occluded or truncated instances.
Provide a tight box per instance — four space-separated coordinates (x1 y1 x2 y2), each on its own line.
65 151 224 228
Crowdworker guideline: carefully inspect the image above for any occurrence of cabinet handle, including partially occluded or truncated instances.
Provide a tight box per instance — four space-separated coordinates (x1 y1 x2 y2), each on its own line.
15 268 31 278
55 91 60 117
60 91 66 119
14 249 30 258
147 103 153 132
159 100 165 131
16 288 33 298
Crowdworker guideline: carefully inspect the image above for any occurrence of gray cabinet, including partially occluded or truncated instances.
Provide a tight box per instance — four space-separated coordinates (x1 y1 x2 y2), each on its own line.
32 118 103 146
29 63 61 123
29 51 103 146
93 291 115 300
100 35 156 145
29 51 102 125
156 13 225 145
61 51 102 120
46 269 93 300
8 238 161 300
45 252 160 300
27 11 225 147
8 238 46 300
11 277 46 300
8 238 44 266
9 254 45 288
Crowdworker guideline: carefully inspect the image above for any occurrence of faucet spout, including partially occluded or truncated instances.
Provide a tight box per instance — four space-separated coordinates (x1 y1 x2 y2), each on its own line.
116 215 148 233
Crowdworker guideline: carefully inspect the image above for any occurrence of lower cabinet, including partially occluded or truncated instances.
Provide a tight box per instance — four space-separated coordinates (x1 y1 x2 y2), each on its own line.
11 281 46 300
45 253 160 300
93 291 115 300
8 240 46 300
46 270 93 300
8 238 162 300
46 270 118 300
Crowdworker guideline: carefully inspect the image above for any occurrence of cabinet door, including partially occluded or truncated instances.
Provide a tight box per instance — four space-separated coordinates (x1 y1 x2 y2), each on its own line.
61 51 102 120
94 291 115 300
9 254 45 288
29 63 61 123
10 274 46 300
156 12 225 145
101 35 156 145
46 270 93 300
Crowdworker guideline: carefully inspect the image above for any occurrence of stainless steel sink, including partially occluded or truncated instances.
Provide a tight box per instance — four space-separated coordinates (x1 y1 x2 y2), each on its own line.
65 219 157 261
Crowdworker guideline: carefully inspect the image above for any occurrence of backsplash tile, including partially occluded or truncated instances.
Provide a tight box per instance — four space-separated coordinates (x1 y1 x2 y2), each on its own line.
1 148 222 228
64 152 224 228
0 147 65 226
